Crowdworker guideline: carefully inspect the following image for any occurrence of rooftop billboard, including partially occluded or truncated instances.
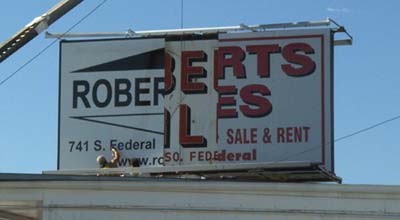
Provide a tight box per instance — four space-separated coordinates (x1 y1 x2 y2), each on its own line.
59 28 334 173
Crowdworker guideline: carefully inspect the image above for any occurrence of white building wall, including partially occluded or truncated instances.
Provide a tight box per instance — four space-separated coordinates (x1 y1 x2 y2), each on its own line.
0 178 399 220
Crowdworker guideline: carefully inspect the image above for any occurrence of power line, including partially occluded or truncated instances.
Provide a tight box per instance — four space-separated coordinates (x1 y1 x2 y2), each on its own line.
1 0 397 166
274 114 400 163
0 0 108 87
334 114 400 143
181 0 184 29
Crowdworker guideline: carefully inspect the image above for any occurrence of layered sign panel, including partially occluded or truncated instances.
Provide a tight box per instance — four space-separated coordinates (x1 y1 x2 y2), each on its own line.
59 29 333 172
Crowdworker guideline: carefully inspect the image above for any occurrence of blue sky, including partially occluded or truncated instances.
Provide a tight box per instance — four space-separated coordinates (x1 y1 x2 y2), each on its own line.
0 0 399 185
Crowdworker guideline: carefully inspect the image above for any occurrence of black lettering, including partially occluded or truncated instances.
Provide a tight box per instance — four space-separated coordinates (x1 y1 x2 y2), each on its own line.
110 139 117 148
73 80 90 108
138 157 149 166
92 79 112 108
114 78 132 107
118 158 130 167
94 140 102 151
135 78 151 106
154 77 164 105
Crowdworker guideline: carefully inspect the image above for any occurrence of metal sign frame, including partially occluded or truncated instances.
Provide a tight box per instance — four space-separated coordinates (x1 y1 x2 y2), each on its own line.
56 20 350 181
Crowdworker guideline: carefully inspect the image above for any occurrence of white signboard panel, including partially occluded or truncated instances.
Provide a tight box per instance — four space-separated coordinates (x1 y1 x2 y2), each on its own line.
59 38 165 169
163 29 333 172
163 38 219 165
59 28 333 173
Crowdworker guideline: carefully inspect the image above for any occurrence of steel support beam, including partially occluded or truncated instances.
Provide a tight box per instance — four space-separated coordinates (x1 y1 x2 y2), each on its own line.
0 0 83 63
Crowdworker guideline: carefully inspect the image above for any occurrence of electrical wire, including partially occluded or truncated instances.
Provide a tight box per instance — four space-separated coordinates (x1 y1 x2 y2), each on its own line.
0 0 108 87
1 0 397 163
178 0 184 165
273 114 400 163
181 0 184 29
334 115 400 143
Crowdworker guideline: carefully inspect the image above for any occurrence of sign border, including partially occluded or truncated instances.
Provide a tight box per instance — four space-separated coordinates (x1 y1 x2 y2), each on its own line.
58 30 334 172
216 33 332 168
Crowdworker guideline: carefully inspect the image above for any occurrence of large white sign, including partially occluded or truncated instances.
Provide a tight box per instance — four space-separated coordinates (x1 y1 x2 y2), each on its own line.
59 28 333 172
59 38 165 169
163 29 333 172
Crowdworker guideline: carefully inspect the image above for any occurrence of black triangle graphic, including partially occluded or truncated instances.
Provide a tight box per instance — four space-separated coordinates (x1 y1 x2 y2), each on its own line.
72 48 164 73
70 113 164 135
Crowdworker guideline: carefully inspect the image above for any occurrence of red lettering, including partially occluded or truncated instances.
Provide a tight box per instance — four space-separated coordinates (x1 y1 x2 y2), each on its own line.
277 128 284 143
189 152 196 161
164 52 175 94
164 152 171 162
227 129 234 144
235 153 241 161
243 128 249 144
179 104 207 147
239 84 272 117
304 127 310 142
246 44 280 77
250 128 257 143
243 152 251 160
276 127 311 143
227 153 234 161
205 151 212 160
226 128 258 144
198 151 204 161
294 127 302 142
216 46 246 79
286 127 293 143
164 109 170 149
213 151 220 160
282 43 315 77
234 128 242 144
181 51 207 94
220 150 226 161
217 85 238 118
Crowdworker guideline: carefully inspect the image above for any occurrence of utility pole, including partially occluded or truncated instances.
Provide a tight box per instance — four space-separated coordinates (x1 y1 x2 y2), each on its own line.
0 0 83 63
